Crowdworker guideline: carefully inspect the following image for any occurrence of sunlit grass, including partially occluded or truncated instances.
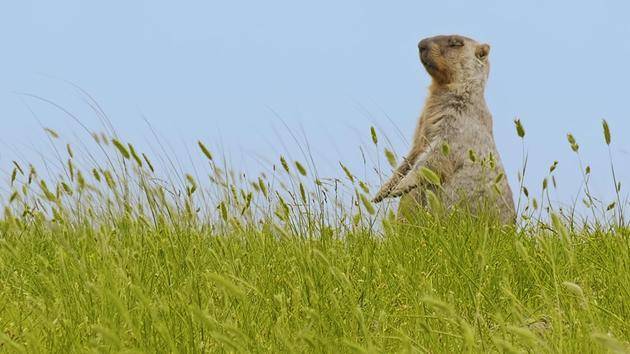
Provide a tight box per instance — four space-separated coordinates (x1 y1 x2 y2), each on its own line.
0 113 629 352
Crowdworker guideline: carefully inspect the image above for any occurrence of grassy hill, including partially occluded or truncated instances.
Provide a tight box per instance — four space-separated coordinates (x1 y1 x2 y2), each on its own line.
1 126 629 353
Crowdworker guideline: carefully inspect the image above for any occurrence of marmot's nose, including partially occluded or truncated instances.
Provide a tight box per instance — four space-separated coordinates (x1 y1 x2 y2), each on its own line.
418 39 429 53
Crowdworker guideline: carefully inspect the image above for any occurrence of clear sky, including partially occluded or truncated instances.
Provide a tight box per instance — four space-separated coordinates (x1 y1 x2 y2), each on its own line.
1 1 629 207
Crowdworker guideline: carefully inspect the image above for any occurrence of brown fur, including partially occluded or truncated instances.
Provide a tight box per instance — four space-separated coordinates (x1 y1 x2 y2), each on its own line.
373 35 515 223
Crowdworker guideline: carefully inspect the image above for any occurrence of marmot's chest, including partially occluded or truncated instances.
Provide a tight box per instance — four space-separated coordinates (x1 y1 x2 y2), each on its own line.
422 110 482 136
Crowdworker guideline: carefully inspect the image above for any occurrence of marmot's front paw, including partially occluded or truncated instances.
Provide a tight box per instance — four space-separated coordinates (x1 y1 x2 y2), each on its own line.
390 172 419 196
372 190 389 203
373 181 398 203
372 180 391 203
390 184 417 198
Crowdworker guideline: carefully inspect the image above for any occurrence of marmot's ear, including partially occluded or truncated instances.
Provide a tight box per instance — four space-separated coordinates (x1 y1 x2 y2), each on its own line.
475 44 490 60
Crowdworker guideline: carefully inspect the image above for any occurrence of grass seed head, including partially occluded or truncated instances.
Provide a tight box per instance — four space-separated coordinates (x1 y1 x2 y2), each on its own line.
370 126 378 145
419 167 441 186
9 191 19 203
44 128 59 139
39 180 56 202
103 170 116 189
77 170 86 190
112 139 130 159
339 162 354 183
258 177 268 198
567 133 579 152
280 156 290 173
128 144 143 167
514 118 525 138
602 119 611 145
384 149 397 168
426 190 443 213
12 161 24 175
359 181 370 194
218 202 228 221
299 183 307 203
295 161 307 176
67 159 75 180
66 144 74 158
359 193 375 215
142 154 155 172
197 141 213 161
551 213 569 239
441 142 450 156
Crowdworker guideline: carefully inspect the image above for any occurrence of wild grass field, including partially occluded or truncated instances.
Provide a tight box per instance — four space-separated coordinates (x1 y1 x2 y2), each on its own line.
0 115 629 353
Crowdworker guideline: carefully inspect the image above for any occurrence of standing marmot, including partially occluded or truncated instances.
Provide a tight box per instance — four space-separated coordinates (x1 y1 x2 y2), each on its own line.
373 34 515 223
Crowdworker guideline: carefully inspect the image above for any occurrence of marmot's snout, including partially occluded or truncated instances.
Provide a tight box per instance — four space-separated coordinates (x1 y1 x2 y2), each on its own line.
418 37 441 76
418 39 429 53
418 38 432 68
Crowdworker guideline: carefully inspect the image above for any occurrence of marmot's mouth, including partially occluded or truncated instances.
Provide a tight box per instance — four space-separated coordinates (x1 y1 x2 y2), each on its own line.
421 58 436 72
420 53 434 69
421 57 448 83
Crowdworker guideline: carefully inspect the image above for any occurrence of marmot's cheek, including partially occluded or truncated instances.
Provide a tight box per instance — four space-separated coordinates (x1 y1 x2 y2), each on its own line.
433 58 450 78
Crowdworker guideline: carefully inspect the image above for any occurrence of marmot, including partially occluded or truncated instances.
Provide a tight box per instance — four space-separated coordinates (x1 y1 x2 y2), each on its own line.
373 34 515 223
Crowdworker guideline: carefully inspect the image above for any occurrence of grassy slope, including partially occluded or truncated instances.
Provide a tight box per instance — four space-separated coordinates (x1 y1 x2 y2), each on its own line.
1 212 628 353
1 126 629 352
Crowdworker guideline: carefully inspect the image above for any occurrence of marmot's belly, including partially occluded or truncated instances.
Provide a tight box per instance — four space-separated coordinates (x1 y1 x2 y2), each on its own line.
398 164 515 224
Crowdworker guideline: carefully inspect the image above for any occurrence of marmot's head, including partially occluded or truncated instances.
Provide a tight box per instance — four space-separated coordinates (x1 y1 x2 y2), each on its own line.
418 35 490 86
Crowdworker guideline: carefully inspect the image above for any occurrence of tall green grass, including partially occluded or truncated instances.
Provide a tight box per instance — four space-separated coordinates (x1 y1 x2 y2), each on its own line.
0 116 629 352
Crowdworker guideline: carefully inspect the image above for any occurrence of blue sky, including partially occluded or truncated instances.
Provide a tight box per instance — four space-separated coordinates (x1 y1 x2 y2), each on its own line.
1 1 629 207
